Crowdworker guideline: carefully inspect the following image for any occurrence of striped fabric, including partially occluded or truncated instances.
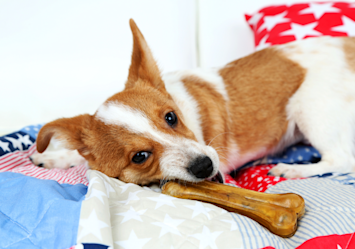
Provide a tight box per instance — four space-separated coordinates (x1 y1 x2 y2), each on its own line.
0 127 89 186
232 176 355 249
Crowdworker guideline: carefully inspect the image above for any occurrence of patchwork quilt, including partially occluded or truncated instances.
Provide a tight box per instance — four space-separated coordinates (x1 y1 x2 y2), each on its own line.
1 125 355 249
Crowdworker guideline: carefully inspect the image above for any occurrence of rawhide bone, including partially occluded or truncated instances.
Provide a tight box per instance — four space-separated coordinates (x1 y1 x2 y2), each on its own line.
161 180 305 238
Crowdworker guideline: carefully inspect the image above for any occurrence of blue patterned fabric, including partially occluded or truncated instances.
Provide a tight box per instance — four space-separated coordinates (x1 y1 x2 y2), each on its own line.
0 124 87 249
0 172 87 249
244 142 321 167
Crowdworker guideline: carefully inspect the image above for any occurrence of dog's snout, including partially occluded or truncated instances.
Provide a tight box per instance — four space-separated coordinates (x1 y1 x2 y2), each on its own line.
188 156 213 179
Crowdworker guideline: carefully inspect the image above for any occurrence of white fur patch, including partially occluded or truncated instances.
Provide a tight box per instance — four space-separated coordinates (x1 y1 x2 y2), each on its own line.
163 72 206 145
163 69 229 146
96 102 173 145
274 37 355 175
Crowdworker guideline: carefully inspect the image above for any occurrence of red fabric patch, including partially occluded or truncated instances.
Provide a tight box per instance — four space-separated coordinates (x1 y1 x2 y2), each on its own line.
224 165 288 192
296 232 355 249
245 2 355 50
257 233 355 248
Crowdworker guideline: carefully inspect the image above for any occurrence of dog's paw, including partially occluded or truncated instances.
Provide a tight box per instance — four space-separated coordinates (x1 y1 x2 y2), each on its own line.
30 150 85 170
267 163 304 178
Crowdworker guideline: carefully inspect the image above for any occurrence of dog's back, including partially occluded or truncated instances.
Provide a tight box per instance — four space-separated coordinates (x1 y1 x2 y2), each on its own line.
163 36 355 177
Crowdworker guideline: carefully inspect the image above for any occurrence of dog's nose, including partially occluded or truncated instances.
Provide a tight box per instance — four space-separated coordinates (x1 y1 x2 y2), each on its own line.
188 156 213 179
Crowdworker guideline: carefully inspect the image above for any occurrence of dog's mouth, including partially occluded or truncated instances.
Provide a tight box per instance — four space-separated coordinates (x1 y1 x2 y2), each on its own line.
209 170 225 184
159 171 225 192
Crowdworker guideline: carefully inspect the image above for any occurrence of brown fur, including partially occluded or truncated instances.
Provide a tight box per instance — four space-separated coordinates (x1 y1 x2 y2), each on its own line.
343 37 355 72
219 48 306 155
181 76 230 165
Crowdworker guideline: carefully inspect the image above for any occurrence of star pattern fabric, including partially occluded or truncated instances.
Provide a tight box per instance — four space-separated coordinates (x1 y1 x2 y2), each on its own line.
190 226 223 249
298 2 340 19
332 15 355 36
245 2 355 49
115 206 147 223
0 132 35 155
77 210 109 241
115 231 151 249
151 214 185 237
76 170 243 249
147 194 177 209
184 201 214 219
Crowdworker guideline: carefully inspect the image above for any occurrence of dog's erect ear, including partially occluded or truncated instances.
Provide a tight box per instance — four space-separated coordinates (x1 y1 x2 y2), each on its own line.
36 114 91 154
126 19 165 91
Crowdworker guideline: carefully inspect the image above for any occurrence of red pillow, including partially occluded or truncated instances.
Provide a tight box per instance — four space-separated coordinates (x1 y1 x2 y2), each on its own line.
245 2 355 50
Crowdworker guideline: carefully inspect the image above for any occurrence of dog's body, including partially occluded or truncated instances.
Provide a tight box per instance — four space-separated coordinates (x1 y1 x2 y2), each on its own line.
31 20 355 185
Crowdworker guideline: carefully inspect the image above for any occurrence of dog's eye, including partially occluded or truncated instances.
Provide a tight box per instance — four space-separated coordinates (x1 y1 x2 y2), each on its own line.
132 151 151 164
165 111 177 127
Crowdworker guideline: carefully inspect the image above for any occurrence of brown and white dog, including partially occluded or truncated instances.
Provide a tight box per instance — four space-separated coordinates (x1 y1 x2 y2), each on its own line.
31 19 355 185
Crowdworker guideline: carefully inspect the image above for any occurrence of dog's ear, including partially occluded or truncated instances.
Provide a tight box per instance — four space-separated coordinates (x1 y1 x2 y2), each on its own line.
36 114 91 154
126 19 165 91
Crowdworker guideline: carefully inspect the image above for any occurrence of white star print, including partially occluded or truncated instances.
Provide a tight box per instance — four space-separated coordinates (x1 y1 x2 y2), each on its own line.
248 12 264 29
0 140 10 152
115 206 147 223
185 201 213 219
147 194 176 209
78 210 109 241
151 214 185 237
280 22 322 40
256 34 272 51
332 16 355 36
257 11 290 32
220 218 239 231
117 190 144 204
85 188 107 204
104 180 116 196
299 2 340 19
5 136 23 150
16 134 33 146
190 226 223 249
115 230 151 249
88 176 101 190
118 183 136 194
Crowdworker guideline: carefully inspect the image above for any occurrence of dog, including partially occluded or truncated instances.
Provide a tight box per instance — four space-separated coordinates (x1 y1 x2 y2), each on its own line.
30 19 355 185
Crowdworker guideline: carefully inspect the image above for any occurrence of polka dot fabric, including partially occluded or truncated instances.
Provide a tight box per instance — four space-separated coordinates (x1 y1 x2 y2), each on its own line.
231 165 290 192
225 143 320 192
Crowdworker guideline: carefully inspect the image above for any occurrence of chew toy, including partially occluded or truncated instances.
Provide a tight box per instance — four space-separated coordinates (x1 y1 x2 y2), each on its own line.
161 180 305 238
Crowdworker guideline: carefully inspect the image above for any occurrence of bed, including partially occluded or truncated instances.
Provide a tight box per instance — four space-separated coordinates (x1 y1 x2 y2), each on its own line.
1 1 355 249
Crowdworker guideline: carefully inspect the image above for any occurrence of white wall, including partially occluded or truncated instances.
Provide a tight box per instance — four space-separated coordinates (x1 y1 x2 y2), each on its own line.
0 0 196 134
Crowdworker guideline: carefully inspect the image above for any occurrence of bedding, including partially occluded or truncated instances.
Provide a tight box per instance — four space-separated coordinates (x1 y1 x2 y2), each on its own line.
1 125 355 249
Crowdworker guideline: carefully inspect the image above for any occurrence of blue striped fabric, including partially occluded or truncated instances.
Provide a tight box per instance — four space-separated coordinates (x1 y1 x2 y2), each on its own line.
230 174 355 249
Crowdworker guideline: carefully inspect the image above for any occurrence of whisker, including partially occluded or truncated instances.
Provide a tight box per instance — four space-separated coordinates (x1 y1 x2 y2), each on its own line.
207 132 234 146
